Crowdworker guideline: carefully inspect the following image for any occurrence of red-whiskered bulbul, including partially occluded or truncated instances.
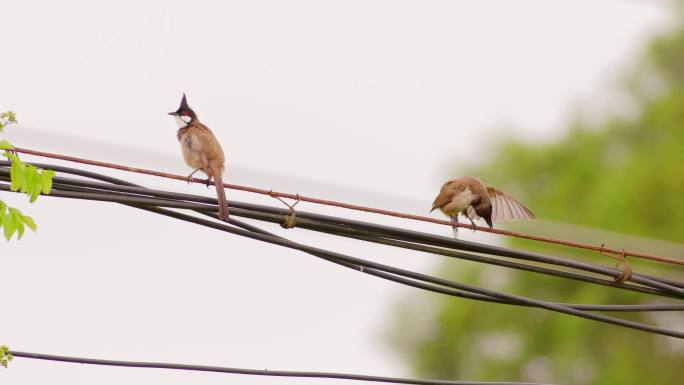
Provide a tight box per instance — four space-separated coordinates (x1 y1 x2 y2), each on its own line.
169 93 229 220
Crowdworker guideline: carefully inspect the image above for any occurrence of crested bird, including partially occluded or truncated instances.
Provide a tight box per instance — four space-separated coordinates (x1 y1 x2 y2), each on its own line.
431 176 534 235
169 93 229 220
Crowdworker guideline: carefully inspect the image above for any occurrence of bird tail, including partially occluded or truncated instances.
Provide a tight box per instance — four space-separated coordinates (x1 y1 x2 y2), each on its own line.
212 170 229 220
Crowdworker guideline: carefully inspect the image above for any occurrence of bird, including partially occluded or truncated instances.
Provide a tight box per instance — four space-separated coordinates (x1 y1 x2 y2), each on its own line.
431 176 534 235
168 93 229 220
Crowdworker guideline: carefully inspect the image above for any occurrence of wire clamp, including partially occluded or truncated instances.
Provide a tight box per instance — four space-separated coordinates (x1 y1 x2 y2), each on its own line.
599 243 632 284
270 192 300 229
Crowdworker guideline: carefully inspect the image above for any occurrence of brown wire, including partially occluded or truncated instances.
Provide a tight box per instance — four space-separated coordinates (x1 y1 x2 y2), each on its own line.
12 146 684 267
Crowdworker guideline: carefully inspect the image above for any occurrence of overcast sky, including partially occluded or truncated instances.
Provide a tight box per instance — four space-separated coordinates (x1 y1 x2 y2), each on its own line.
0 1 671 384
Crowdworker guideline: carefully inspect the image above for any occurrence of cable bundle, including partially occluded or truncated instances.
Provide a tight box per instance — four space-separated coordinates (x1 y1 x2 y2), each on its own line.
2 161 682 339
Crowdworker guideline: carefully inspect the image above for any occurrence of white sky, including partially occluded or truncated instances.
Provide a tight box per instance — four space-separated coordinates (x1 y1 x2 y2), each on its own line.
0 1 671 384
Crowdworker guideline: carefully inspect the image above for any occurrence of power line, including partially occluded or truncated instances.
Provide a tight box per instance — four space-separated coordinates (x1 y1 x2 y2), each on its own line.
12 147 684 267
4 162 679 298
2 162 683 339
8 350 545 385
9 162 682 297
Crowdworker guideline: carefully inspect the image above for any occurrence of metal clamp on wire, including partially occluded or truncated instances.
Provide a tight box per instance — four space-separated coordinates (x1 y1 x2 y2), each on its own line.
600 244 633 284
270 191 300 229
614 251 632 284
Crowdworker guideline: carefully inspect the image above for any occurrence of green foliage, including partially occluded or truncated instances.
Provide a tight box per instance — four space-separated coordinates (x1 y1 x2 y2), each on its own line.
389 10 684 385
0 111 17 133
471 115 684 243
0 345 12 368
5 152 55 202
0 111 54 240
0 202 38 241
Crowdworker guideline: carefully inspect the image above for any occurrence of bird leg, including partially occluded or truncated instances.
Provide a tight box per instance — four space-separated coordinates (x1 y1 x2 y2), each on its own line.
467 215 477 232
461 210 477 232
186 168 200 184
450 216 459 238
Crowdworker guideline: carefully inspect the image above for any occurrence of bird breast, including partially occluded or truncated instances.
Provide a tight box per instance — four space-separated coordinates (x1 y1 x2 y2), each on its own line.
441 188 477 217
179 132 205 170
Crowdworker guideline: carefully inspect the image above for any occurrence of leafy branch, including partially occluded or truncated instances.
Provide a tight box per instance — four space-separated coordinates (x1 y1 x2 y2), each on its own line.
0 111 54 240
0 111 17 133
0 345 12 368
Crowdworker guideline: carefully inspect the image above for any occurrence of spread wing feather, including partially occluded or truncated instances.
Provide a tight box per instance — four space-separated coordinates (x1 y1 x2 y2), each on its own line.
486 186 535 221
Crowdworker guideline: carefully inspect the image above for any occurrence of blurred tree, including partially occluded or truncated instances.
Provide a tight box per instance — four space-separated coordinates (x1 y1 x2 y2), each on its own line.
388 6 684 385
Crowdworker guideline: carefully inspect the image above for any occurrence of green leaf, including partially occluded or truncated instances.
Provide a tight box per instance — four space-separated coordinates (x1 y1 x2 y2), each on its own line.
10 159 24 192
21 214 37 231
0 139 12 150
41 169 55 194
26 166 41 202
10 209 25 239
3 210 16 240
0 205 37 240
22 165 38 195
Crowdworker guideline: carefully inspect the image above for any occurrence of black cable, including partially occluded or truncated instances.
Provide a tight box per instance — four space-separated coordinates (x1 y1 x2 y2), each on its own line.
3 161 682 292
8 350 545 385
36 181 684 313
125 202 684 339
41 174 684 300
236 208 674 298
8 180 680 337
4 163 680 297
201 207 684 312
2 165 684 338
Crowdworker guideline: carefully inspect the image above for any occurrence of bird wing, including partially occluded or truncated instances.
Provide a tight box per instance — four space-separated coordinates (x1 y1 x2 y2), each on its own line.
486 186 535 221
190 123 226 165
431 189 453 212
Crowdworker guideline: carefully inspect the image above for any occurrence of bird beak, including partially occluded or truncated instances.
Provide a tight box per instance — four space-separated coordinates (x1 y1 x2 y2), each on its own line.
168 111 178 116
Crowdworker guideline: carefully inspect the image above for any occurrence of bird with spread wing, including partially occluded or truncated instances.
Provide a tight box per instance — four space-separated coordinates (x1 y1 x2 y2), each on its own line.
431 176 534 236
